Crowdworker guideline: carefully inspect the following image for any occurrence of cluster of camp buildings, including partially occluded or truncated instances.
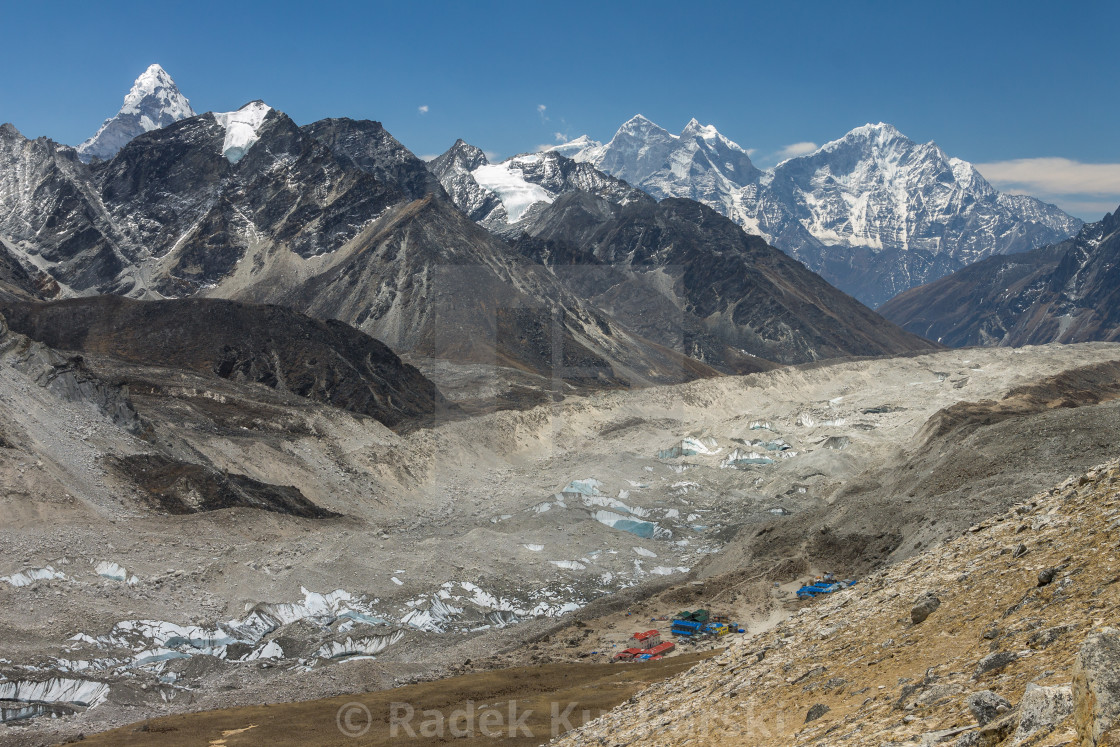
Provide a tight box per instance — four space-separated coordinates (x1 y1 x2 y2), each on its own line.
612 609 743 662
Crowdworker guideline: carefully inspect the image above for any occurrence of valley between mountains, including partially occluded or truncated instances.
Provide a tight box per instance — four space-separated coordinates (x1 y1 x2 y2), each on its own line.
2 63 1120 747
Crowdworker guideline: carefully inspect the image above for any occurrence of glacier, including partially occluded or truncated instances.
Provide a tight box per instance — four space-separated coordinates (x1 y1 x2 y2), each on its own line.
213 101 272 164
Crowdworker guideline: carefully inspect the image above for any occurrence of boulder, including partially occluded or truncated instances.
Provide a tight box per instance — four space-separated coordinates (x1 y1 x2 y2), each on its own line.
912 592 942 624
1038 567 1059 587
1028 624 1076 650
805 703 830 722
957 710 1018 746
1013 683 1073 743
974 651 1018 679
968 690 1012 726
1073 628 1120 746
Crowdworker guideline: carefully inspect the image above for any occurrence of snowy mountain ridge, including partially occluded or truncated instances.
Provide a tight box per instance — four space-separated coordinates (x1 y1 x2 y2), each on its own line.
553 118 1082 306
76 64 195 163
429 141 649 234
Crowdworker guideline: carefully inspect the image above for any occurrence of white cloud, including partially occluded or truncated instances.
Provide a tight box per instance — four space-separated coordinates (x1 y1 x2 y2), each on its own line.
537 104 549 122
1037 199 1120 218
975 158 1120 197
975 158 1120 220
417 105 429 115
774 141 818 161
553 132 568 143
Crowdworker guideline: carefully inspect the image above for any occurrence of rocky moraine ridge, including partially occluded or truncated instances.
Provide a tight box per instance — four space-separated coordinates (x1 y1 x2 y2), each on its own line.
556 459 1120 746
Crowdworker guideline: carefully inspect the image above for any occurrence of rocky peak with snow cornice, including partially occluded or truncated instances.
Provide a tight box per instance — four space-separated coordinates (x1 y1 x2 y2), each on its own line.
212 101 273 163
560 116 1082 307
76 64 195 163
427 140 507 225
429 143 649 234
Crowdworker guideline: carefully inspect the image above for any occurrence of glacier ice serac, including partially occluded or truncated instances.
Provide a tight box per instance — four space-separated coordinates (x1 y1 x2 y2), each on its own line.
213 101 272 164
76 64 195 163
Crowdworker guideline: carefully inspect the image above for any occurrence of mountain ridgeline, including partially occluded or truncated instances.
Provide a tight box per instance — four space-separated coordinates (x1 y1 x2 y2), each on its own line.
507 193 930 369
0 66 945 403
880 205 1120 347
554 117 1081 307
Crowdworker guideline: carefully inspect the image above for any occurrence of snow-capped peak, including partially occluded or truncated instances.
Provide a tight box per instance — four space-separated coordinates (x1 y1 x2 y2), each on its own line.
120 64 194 120
826 122 905 150
76 64 195 163
615 114 676 141
622 113 655 126
679 118 752 156
560 113 1080 307
213 101 272 164
681 117 717 138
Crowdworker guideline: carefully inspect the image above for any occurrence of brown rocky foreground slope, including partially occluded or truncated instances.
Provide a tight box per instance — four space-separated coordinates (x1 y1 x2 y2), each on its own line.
556 458 1120 746
67 653 716 747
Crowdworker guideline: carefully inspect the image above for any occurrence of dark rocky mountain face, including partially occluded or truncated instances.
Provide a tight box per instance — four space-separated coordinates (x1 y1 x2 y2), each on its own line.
242 194 719 388
0 241 45 302
2 102 934 394
301 118 445 201
513 193 938 370
879 206 1120 347
0 296 449 430
0 124 126 291
92 107 406 297
1 109 405 298
1 108 716 393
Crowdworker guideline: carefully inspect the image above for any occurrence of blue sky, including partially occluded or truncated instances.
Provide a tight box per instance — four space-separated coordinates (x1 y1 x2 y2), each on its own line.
2 0 1118 219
